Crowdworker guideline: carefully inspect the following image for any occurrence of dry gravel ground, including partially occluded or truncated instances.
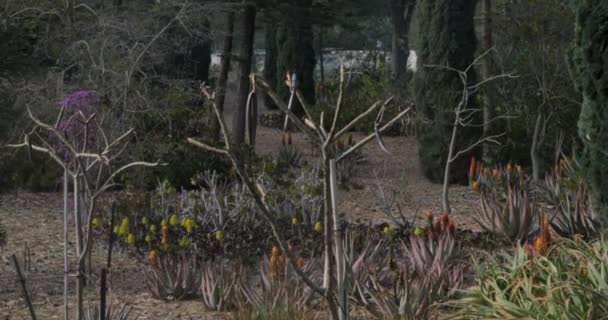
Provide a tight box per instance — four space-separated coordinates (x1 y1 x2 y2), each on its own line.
0 125 479 319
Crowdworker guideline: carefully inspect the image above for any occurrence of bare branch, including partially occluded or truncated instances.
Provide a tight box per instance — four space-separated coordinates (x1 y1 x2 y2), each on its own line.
337 106 412 162
450 132 506 162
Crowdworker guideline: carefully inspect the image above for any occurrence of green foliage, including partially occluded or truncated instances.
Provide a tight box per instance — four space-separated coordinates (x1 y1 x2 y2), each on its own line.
449 238 608 319
310 66 401 134
123 86 227 189
0 150 63 192
573 0 608 223
488 0 579 169
414 0 480 184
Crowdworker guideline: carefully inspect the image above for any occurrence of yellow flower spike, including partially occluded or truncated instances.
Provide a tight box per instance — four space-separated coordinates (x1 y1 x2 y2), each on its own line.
169 214 179 226
149 224 157 232
179 236 191 248
127 233 135 245
160 219 167 226
92 217 101 228
145 234 152 244
141 216 149 225
215 230 224 241
118 224 128 236
314 222 322 233
292 217 298 225
113 226 119 234
383 226 391 235
414 226 422 237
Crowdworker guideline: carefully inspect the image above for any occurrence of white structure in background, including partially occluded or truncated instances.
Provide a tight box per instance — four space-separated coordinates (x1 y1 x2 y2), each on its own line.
210 49 417 79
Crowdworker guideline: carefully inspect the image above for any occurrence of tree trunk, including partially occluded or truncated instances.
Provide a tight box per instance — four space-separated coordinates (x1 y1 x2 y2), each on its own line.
263 18 277 110
232 3 257 146
318 26 325 84
276 0 316 115
213 10 235 142
330 159 348 320
73 175 84 320
63 170 68 320
390 0 415 85
481 0 493 160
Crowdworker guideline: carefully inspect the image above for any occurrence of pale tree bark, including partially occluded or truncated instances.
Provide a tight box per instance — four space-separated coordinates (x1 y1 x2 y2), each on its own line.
232 3 257 146
212 9 235 141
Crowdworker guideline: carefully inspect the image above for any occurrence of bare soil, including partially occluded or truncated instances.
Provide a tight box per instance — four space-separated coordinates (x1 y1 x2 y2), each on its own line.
0 123 480 319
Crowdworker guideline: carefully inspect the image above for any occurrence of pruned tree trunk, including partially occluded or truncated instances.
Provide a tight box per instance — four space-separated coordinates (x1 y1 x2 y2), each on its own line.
212 9 235 142
232 3 257 146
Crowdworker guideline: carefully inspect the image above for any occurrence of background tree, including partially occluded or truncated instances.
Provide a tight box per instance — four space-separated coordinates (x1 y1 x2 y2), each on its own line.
414 0 480 184
275 0 316 115
573 0 608 222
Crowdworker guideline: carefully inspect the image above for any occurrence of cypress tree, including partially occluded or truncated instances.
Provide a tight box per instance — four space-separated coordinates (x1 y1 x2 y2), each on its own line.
574 1 608 222
276 0 316 115
414 0 480 183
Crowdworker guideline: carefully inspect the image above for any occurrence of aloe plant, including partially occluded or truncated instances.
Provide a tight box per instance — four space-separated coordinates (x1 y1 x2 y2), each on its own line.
200 261 243 311
84 303 131 320
475 172 537 242
538 157 599 239
240 253 321 311
144 253 201 301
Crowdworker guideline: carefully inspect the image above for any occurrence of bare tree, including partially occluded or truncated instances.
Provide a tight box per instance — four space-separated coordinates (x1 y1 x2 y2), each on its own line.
189 67 411 320
8 106 159 320
427 50 515 213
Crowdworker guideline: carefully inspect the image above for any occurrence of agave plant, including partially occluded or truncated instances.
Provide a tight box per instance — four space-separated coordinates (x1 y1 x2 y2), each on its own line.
84 303 131 320
538 157 599 239
475 171 537 242
144 253 201 301
200 261 243 311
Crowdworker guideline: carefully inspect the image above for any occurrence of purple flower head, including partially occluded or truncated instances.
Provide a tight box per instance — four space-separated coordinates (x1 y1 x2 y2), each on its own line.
60 90 98 113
